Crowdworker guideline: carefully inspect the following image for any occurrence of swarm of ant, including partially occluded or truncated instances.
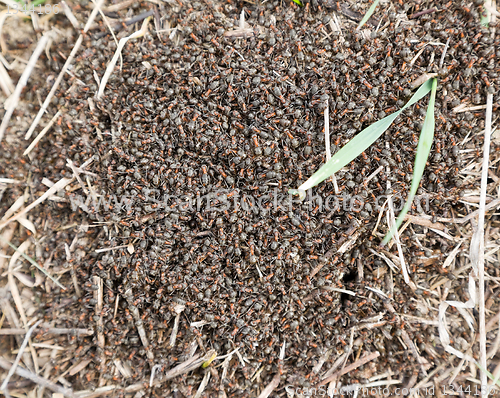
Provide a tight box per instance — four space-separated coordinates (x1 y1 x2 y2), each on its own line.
0 0 499 396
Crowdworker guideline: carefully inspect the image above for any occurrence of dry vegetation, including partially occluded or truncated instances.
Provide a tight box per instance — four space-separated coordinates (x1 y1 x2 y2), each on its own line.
0 0 499 397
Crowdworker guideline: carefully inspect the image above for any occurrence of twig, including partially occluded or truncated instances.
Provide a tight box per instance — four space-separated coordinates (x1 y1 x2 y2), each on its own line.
0 357 75 398
364 165 384 186
409 8 437 19
103 0 136 12
322 353 347 380
403 214 446 230
0 35 49 143
312 349 331 375
95 244 130 253
1 320 42 391
310 253 340 278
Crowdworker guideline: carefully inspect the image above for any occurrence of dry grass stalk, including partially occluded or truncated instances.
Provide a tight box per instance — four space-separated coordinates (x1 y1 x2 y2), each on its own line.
312 349 331 375
0 58 14 96
0 34 49 143
411 198 500 224
92 276 106 385
7 240 31 329
323 99 339 193
23 110 60 156
97 17 151 99
386 196 410 285
0 327 93 336
401 329 430 375
123 287 154 360
68 359 92 377
318 351 381 387
102 0 136 12
150 350 216 384
65 237 82 297
61 1 80 29
223 10 255 38
95 244 130 253
25 0 104 140
410 72 437 88
92 0 122 70
0 357 75 398
322 353 348 381
403 214 446 230
453 103 488 113
66 159 89 194
1 319 42 392
193 371 211 398
256 374 280 398
442 240 464 268
473 92 494 389
0 177 74 232
0 224 15 271
169 303 185 348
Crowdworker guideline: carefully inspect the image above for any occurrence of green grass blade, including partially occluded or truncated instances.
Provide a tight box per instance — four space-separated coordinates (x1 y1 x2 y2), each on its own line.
357 0 381 29
382 78 437 245
480 7 490 26
289 79 434 200
475 362 500 388
292 0 303 6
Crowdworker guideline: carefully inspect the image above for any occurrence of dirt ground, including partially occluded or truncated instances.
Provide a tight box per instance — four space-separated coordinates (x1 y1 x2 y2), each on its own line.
1 0 500 397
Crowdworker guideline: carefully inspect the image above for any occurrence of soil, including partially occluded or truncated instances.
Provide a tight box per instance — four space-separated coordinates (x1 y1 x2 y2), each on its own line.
1 0 500 397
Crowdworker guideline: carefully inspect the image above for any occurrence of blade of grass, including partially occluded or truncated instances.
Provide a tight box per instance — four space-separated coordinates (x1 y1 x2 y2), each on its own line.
382 78 437 245
292 0 303 6
289 79 434 200
475 362 500 388
481 0 491 26
357 0 381 29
